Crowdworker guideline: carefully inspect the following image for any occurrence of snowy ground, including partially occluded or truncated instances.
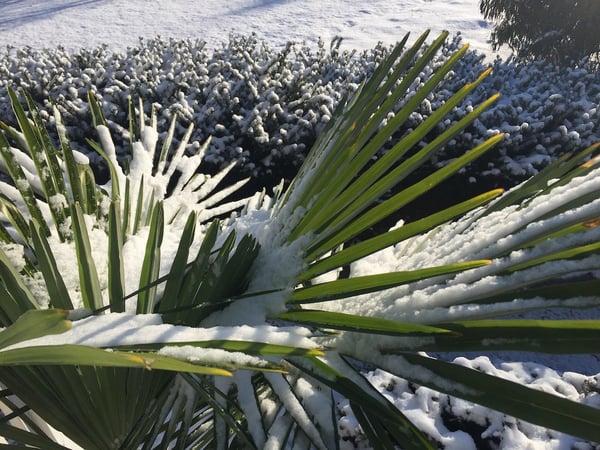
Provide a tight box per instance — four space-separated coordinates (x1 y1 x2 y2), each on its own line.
0 0 507 58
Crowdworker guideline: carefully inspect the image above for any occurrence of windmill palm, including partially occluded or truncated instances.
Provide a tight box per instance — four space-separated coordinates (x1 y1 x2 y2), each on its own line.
0 31 598 449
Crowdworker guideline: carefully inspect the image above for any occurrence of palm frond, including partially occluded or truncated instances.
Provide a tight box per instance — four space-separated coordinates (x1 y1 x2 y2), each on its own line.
0 30 599 449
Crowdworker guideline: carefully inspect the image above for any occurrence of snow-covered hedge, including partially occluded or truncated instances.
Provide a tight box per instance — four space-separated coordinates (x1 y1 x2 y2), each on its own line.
0 35 374 188
343 362 600 450
1 35 600 449
1 34 599 194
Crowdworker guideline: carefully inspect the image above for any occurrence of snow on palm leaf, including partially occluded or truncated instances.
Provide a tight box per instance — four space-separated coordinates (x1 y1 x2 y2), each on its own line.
0 30 599 449
0 88 255 313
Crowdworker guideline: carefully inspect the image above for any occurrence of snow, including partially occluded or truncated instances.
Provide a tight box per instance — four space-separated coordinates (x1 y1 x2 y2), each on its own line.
158 345 271 368
0 2 598 449
4 312 319 351
234 370 267 447
0 0 505 58
363 363 599 449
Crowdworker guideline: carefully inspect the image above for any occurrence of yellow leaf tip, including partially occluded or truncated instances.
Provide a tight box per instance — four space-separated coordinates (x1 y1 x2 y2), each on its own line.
127 355 149 366
584 219 600 228
582 155 600 168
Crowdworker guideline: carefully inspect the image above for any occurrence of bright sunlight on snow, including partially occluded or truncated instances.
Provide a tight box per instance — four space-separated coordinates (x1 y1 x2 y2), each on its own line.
1 2 598 450
0 0 505 57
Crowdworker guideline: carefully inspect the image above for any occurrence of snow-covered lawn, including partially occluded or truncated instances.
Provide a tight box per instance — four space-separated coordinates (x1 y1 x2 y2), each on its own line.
0 0 504 57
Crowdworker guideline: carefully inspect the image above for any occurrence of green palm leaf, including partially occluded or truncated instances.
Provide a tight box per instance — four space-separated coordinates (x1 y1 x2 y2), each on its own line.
0 246 38 323
300 188 503 281
0 345 233 376
420 319 600 353
0 309 69 349
0 424 71 450
0 132 49 240
291 260 490 303
4 89 68 239
70 202 103 311
107 200 126 312
1 30 599 449
29 220 74 310
375 353 600 443
137 201 164 313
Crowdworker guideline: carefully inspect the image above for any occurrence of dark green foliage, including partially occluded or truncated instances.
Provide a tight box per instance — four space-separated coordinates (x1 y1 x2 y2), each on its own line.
0 34 374 185
1 33 599 201
480 0 600 65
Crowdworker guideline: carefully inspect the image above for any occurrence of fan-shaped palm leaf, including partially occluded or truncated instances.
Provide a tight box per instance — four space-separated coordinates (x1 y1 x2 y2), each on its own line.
0 30 599 449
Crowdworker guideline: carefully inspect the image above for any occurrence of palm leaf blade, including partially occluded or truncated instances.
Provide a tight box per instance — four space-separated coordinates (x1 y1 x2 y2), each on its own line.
306 133 505 259
279 309 452 336
300 188 503 280
29 220 73 310
291 260 490 303
373 320 600 354
70 202 103 310
137 202 164 314
381 353 600 443
0 345 232 376
107 201 126 312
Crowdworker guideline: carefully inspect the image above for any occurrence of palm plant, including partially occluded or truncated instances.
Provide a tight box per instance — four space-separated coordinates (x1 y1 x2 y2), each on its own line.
0 30 599 449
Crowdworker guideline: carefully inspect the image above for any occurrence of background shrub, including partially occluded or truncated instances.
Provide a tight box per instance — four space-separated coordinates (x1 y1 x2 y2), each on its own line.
1 34 599 206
